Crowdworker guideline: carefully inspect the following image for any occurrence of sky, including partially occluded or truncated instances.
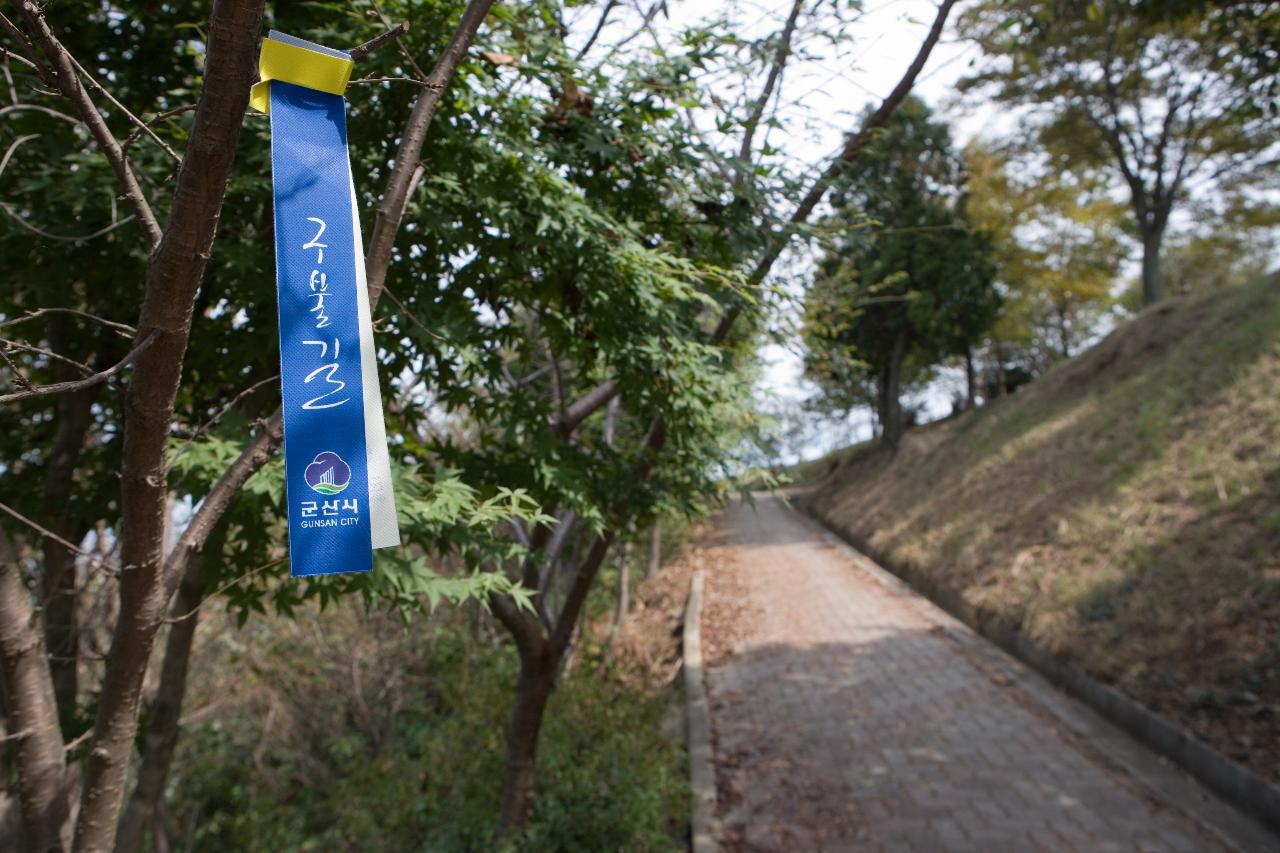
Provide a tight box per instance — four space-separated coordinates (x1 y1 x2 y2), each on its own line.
572 0 995 461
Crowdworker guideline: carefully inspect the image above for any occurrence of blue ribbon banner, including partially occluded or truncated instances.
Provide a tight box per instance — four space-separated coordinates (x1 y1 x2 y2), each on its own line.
266 34 399 576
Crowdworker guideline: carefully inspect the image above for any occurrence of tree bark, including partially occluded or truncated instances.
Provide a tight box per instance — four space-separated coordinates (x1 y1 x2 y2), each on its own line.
993 339 1007 397
880 328 907 449
1141 226 1164 306
72 4 265 850
114 560 205 853
963 348 975 411
0 550 69 853
646 520 660 580
496 640 554 833
611 540 630 633
39 319 102 723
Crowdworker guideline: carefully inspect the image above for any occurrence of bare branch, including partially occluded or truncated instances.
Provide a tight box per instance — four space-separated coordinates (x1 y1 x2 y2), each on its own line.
0 329 159 404
0 43 36 72
165 557 283 624
369 4 429 92
575 0 619 60
0 129 35 176
0 9 52 85
0 307 136 337
14 0 162 246
738 0 805 168
349 20 410 61
0 202 136 243
1 336 95 376
712 0 959 344
0 101 78 123
0 342 33 391
0 499 94 560
382 280 445 342
61 47 181 162
121 104 197 154
366 0 497 304
173 373 279 459
349 75 427 86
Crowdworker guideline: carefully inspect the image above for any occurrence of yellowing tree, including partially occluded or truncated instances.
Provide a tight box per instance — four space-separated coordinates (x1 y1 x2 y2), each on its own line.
966 144 1127 373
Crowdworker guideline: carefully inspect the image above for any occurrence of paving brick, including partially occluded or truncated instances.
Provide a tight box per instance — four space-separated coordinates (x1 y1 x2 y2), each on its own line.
703 496 1229 852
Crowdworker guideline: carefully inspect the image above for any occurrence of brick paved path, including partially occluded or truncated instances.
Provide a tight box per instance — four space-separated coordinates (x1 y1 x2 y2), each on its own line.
700 495 1260 852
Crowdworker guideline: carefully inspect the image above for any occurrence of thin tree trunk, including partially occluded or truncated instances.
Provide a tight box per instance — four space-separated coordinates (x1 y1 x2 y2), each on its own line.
994 339 1007 397
1141 227 1164 306
0 546 69 853
646 520 660 580
71 4 265 849
493 533 616 835
487 0 959 831
963 348 975 410
611 540 631 633
881 328 906 449
114 560 205 853
497 642 555 832
41 377 100 726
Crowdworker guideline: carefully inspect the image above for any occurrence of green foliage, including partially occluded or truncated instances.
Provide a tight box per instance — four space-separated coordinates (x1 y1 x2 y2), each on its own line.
0 0 768 624
801 98 999 434
958 0 1280 303
965 143 1127 366
163 615 686 852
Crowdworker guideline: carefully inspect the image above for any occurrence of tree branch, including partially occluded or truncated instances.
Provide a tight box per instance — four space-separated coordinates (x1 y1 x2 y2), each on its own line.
738 0 804 168
712 0 958 344
160 0 500 593
553 378 619 437
0 307 136 337
14 0 162 247
0 10 53 85
349 20 410 61
0 498 94 560
489 589 547 658
72 1 267 847
121 104 197 154
61 46 181 163
575 0 619 60
0 329 159 404
162 411 282 594
365 0 496 304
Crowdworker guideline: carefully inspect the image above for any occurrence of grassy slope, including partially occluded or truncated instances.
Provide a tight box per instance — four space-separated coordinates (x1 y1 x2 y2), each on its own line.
803 276 1280 783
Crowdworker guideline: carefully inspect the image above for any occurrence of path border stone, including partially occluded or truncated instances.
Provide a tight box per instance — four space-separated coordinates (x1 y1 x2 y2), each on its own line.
800 496 1280 851
683 569 718 853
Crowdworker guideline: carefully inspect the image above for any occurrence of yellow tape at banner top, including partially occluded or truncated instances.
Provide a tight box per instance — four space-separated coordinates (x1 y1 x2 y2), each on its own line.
249 35 354 114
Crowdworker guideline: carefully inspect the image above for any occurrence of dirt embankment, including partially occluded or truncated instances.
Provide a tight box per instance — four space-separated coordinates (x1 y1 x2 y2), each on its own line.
802 278 1280 784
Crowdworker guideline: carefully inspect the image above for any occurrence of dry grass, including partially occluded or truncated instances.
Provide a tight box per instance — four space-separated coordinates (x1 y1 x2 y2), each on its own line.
803 276 1280 783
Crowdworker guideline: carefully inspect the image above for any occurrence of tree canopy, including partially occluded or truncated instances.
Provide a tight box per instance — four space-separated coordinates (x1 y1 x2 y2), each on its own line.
802 97 999 447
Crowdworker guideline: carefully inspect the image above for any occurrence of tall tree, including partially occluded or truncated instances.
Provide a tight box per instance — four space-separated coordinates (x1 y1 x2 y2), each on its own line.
0 0 961 844
802 98 999 448
965 143 1127 369
0 1 505 848
960 0 1280 305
